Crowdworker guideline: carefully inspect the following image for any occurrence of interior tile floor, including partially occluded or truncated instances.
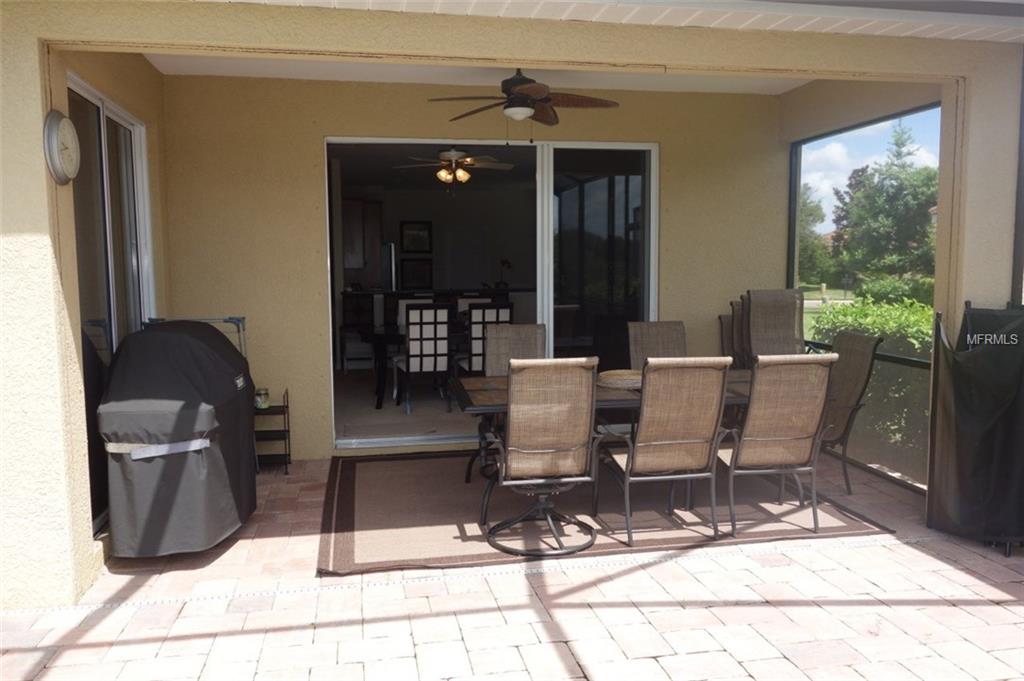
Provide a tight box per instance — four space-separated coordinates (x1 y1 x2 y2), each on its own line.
334 370 478 443
2 454 1022 681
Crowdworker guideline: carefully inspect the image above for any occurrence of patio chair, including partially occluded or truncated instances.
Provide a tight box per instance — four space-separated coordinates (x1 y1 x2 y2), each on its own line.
482 357 601 556
730 298 751 369
627 321 688 370
821 331 883 494
718 314 734 358
746 288 805 356
718 353 838 536
596 357 732 545
466 323 547 484
391 303 453 415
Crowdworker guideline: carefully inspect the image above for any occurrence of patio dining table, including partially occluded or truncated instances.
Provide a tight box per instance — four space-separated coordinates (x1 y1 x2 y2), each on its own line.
450 368 752 415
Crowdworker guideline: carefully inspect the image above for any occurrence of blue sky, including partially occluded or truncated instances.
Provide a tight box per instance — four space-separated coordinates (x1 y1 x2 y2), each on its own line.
801 106 940 234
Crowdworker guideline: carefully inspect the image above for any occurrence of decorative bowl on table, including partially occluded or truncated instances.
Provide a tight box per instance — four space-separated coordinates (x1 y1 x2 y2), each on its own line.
597 370 642 390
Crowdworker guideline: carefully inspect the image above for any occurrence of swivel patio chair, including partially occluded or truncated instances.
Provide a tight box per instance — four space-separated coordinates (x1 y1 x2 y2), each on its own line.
627 321 688 370
464 323 546 484
821 331 883 494
596 357 732 545
481 357 601 557
719 353 838 536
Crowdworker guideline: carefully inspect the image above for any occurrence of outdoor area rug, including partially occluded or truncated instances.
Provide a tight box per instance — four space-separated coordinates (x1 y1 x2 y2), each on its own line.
317 452 889 576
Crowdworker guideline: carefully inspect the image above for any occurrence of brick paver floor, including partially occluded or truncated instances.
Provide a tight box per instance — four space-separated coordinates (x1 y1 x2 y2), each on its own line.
2 454 1022 680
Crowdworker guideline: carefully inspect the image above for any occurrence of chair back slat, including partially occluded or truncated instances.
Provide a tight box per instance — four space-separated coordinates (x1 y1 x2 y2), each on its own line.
736 353 837 468
467 303 513 373
747 289 805 356
484 324 545 377
505 357 597 480
632 357 732 475
823 331 883 444
404 304 452 374
627 321 687 371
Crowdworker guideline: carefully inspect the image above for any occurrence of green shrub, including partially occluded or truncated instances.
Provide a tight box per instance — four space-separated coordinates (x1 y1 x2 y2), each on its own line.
856 274 934 305
812 298 933 452
812 297 933 358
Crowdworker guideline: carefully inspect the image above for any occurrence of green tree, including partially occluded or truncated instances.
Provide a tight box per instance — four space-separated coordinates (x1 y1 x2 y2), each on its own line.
831 121 938 280
795 183 833 286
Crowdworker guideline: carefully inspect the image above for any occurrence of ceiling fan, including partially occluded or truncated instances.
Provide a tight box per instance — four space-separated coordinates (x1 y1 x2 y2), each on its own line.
393 148 514 185
429 68 619 126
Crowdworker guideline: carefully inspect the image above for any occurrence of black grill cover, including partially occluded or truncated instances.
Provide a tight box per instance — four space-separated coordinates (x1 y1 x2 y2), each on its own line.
928 307 1024 543
98 321 256 557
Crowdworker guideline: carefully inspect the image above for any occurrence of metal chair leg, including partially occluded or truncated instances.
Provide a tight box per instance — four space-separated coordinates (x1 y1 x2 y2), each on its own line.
667 481 676 515
810 470 819 533
686 479 694 510
624 482 634 546
778 473 785 504
709 473 719 539
404 376 413 415
392 365 399 401
728 470 737 537
465 450 481 484
479 477 496 526
793 473 805 506
591 477 600 518
840 444 853 495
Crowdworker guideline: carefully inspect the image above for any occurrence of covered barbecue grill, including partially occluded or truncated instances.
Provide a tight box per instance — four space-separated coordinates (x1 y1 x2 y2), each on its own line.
98 321 257 557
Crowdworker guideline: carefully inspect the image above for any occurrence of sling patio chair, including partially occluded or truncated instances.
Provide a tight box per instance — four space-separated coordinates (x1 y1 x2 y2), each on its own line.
820 331 883 494
746 288 805 356
481 357 602 557
627 321 688 370
718 352 838 536
730 297 751 369
595 357 733 545
464 323 546 484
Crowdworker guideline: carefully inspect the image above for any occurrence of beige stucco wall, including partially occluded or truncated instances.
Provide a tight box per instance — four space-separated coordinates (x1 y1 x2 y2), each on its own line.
779 80 943 143
1 0 1020 607
162 75 789 462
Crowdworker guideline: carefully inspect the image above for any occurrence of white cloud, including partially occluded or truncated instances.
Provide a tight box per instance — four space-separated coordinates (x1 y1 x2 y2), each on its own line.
910 146 939 167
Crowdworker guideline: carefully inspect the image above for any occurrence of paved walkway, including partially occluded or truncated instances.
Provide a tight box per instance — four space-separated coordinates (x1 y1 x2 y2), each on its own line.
2 455 1022 681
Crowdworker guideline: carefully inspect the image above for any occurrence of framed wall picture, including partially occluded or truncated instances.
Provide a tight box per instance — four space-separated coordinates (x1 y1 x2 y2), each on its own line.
400 258 433 290
400 221 432 254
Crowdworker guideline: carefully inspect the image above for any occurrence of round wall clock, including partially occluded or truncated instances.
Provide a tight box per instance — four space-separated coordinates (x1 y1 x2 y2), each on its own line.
43 110 81 185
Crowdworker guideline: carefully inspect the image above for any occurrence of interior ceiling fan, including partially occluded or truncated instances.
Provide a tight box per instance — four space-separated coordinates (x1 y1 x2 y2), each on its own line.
429 68 619 126
393 148 514 184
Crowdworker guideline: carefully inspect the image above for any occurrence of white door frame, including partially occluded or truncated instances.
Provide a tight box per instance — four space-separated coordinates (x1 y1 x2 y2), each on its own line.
323 136 659 447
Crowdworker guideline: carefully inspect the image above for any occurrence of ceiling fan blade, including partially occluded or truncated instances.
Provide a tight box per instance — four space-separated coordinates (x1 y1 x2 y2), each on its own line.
429 96 506 102
547 92 619 108
449 101 505 122
393 163 442 169
531 101 559 126
512 81 550 99
470 162 515 170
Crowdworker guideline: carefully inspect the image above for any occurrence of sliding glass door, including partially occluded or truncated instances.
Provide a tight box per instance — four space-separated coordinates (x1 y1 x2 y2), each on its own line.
68 79 150 534
550 147 652 368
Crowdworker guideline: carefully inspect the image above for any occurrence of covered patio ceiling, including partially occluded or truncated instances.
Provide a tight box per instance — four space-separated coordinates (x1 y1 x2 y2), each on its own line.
196 0 1024 43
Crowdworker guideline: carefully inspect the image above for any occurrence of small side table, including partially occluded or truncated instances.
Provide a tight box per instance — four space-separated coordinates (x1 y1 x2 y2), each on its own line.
254 389 290 474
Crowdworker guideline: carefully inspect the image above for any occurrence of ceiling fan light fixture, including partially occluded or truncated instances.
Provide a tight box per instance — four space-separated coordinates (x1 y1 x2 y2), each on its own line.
454 167 471 183
503 104 535 121
436 167 454 183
